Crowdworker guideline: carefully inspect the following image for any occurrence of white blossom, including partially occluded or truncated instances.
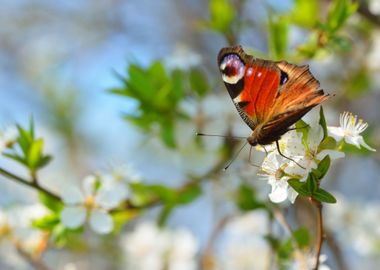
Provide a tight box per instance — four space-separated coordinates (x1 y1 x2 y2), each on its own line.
60 175 126 234
328 111 376 151
0 204 49 256
285 123 344 179
259 152 298 203
219 211 270 270
122 222 198 270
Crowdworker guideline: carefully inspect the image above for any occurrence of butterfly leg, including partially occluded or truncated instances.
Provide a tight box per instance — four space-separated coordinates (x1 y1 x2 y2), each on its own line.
248 145 260 168
262 145 268 156
275 140 305 169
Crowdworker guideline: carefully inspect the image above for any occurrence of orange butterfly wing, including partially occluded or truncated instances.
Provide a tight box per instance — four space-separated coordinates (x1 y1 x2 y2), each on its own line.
218 46 329 145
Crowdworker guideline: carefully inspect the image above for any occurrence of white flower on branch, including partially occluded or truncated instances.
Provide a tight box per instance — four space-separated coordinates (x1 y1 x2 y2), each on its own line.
258 152 297 203
0 205 49 257
328 111 376 151
122 222 198 270
284 124 344 179
60 174 128 234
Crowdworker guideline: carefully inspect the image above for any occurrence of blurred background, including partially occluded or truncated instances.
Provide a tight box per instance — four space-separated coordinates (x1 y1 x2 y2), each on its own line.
0 0 379 269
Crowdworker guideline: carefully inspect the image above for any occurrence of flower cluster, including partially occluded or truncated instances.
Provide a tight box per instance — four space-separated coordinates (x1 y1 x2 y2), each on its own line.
60 165 140 234
122 221 198 270
0 204 50 258
258 110 375 204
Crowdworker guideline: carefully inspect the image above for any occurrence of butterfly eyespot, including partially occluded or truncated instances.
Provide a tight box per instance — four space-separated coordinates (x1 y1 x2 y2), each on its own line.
280 70 288 85
219 54 245 84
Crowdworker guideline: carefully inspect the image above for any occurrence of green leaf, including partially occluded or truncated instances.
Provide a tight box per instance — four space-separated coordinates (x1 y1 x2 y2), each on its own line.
189 68 209 97
329 35 352 52
148 61 168 87
306 173 318 193
317 155 331 180
178 184 202 205
313 188 337 203
51 224 69 247
29 115 35 139
326 0 358 33
16 125 33 156
112 61 186 148
290 0 319 28
236 184 264 211
2 153 27 165
112 211 139 233
38 155 53 168
278 239 293 260
160 121 176 148
288 179 311 197
148 184 177 203
32 213 60 230
268 15 289 60
127 64 156 100
295 119 310 144
345 67 371 98
208 0 235 33
293 227 310 249
27 139 44 169
319 106 328 140
158 204 174 226
38 192 63 212
318 136 337 151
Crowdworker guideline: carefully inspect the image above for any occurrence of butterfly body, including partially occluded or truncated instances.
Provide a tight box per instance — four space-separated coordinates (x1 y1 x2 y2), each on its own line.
218 46 329 147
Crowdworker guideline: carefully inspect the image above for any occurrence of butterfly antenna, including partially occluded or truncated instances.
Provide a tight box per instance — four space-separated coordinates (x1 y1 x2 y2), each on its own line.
196 132 246 140
224 141 249 170
275 141 305 169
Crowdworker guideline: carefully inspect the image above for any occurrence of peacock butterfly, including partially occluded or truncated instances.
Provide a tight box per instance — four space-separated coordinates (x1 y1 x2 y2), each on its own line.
217 45 329 159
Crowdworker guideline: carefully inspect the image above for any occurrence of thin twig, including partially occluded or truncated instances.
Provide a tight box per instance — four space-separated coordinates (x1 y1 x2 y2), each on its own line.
325 231 349 270
312 199 324 270
16 245 51 270
273 207 308 267
200 215 231 270
0 167 61 201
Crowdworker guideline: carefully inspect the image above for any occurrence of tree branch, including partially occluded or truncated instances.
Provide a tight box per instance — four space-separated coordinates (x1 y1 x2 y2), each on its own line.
357 0 380 26
0 167 61 201
312 199 324 270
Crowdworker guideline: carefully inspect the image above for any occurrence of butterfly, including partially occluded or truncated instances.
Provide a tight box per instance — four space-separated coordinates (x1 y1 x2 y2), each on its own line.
217 45 329 162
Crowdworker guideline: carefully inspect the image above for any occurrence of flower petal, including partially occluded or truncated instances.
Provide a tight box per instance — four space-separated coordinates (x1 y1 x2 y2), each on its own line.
317 150 345 160
308 125 324 149
89 210 113 234
288 187 299 204
60 206 86 229
96 184 128 209
61 186 84 205
83 175 97 196
357 136 376 151
345 135 361 148
268 179 289 203
327 126 345 141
